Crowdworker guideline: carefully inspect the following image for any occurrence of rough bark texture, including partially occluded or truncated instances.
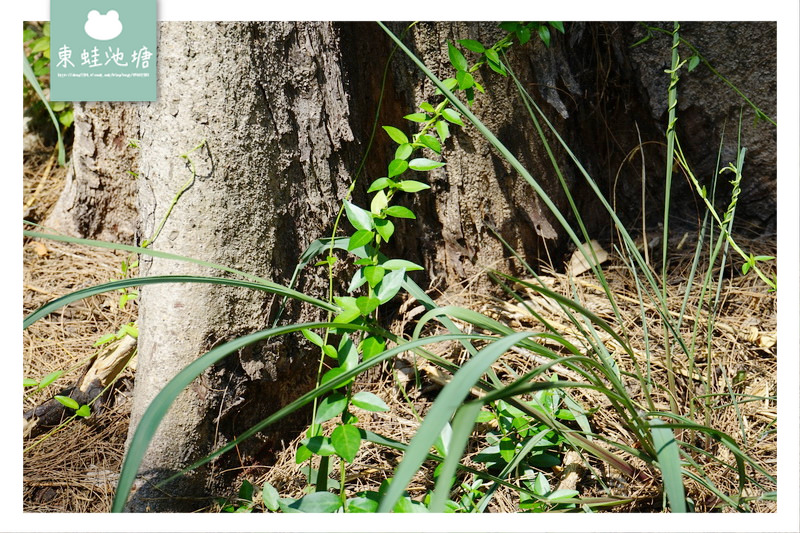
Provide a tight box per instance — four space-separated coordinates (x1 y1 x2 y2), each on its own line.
44 102 139 241
126 21 357 511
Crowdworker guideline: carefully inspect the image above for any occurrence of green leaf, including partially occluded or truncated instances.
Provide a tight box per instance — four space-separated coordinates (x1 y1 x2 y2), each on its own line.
314 393 348 424
367 177 394 192
650 418 687 512
538 25 551 47
435 120 450 141
395 143 413 160
239 479 254 501
388 158 409 178
374 268 406 304
396 180 431 193
499 22 520 32
93 333 116 346
441 108 464 126
448 42 468 71
301 328 325 348
533 472 550 495
742 262 751 275
753 255 775 262
358 336 385 361
486 58 507 76
370 190 388 215
499 437 516 463
348 229 374 251
458 39 485 53
409 158 445 171
382 125 409 145
344 200 374 231
363 265 386 287
516 26 531 45
549 21 565 33
261 482 281 511
347 268 367 293
435 78 459 95
295 444 312 463
484 48 500 64
304 436 337 456
347 496 379 513
688 55 700 72
30 36 49 54
38 370 63 389
420 102 435 113
418 134 441 154
355 296 380 316
320 367 353 388
374 218 395 242
382 259 424 271
404 112 429 122
384 205 416 219
351 391 390 412
23 378 38 388
284 491 342 513
456 70 474 90
337 335 359 371
322 344 338 359
333 296 362 324
54 395 79 410
331 424 361 463
75 404 91 418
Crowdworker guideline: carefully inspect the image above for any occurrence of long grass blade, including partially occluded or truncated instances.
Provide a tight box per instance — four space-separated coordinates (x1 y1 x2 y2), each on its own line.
650 418 686 512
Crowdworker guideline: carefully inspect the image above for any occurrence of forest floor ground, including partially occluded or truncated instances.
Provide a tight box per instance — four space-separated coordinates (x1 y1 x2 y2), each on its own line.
23 137 777 513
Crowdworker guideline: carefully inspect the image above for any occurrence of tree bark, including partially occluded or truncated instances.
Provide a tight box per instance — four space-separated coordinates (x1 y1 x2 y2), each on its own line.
126 21 359 511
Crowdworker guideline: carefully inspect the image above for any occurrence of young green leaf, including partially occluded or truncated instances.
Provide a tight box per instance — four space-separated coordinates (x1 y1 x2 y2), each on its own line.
333 296 362 324
418 134 441 154
516 26 531 45
239 479 255 501
355 296 381 316
23 378 38 388
388 158 409 178
38 370 63 389
419 102 435 113
295 444 313 464
404 112 429 122
283 491 342 513
303 436 337 456
351 391 390 412
261 482 281 511
447 42 468 72
456 70 474 90
409 158 445 171
396 180 431 193
363 265 386 287
688 55 701 71
331 424 362 463
435 78 460 95
54 395 79 410
375 268 406 304
395 143 413 161
441 108 464 126
94 333 117 346
348 267 367 293
347 496 379 513
337 335 359 371
382 125 409 145
374 218 395 242
370 190 389 215
538 25 551 47
367 177 395 192
499 22 520 32
435 120 450 141
384 205 416 219
358 336 385 361
382 258 424 271
314 393 348 424
458 39 485 53
549 21 565 33
348 229 374 251
320 366 353 388
301 328 324 348
344 200 374 231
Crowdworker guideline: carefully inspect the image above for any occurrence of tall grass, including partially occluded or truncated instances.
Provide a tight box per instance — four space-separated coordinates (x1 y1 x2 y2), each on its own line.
23 21 775 513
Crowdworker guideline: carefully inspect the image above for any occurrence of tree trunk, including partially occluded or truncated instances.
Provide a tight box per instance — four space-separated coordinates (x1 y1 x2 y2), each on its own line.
126 21 359 511
44 102 139 242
